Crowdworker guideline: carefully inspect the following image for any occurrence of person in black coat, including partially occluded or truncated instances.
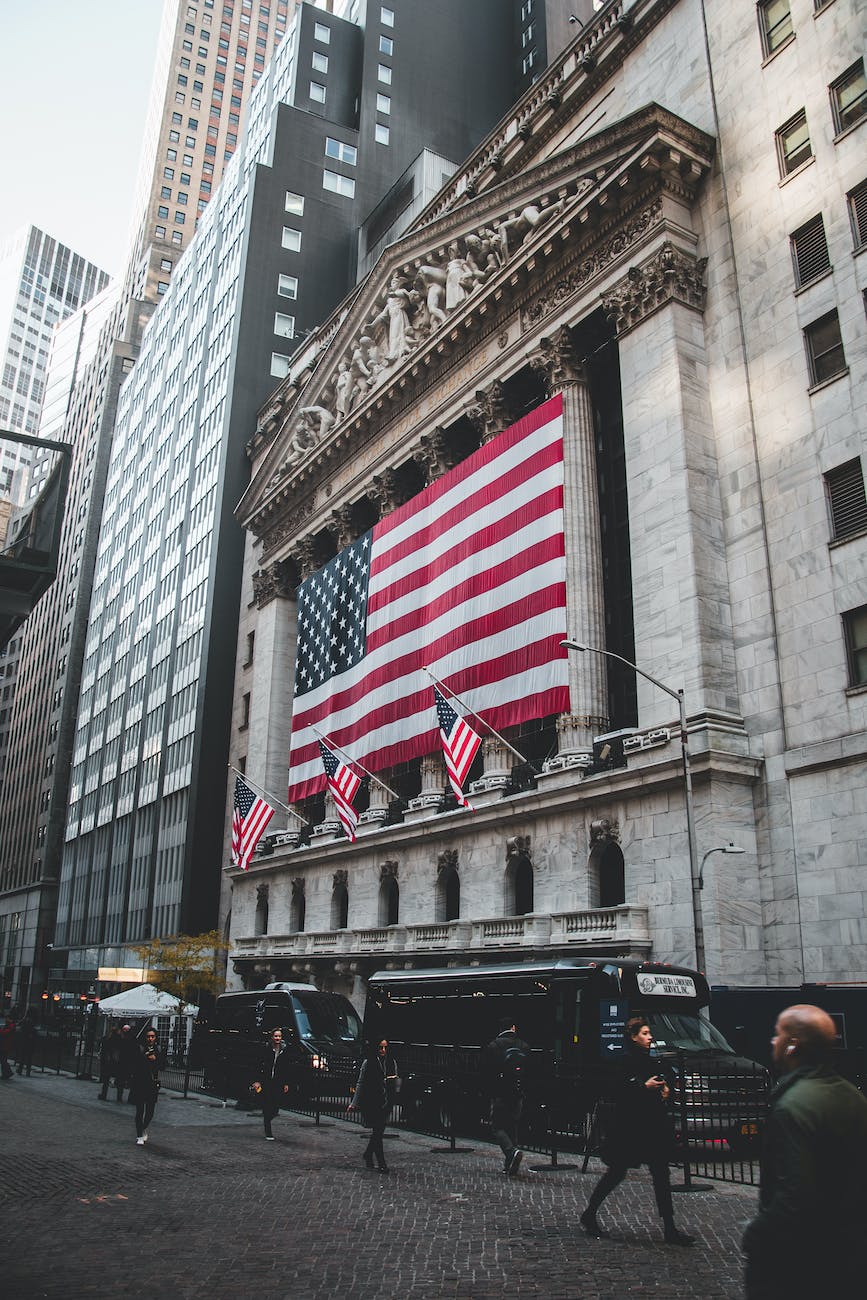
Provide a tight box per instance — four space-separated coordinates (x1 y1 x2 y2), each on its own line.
482 1018 530 1176
97 1025 122 1099
116 1023 140 1103
348 1038 399 1173
129 1026 165 1145
252 1027 294 1140
580 1015 695 1246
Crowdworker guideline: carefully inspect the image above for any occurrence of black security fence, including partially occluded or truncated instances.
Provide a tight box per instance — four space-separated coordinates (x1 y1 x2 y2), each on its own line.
9 1027 770 1185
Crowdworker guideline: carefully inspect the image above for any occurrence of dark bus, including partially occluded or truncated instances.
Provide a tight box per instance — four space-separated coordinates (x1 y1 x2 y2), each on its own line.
364 958 767 1152
195 982 363 1101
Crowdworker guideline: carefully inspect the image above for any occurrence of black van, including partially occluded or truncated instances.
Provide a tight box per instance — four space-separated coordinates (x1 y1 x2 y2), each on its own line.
364 958 768 1154
195 982 362 1101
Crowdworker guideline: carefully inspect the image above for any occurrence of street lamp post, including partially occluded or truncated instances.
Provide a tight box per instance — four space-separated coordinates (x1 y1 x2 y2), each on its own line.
561 639 704 972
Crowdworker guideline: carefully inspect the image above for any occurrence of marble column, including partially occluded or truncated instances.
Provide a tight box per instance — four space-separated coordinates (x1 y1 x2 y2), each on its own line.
250 558 297 830
405 754 446 820
529 326 608 763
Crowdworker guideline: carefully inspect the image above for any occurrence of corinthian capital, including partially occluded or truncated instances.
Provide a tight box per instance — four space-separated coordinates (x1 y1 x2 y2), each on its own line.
252 560 295 607
528 326 586 393
467 380 511 445
602 241 708 336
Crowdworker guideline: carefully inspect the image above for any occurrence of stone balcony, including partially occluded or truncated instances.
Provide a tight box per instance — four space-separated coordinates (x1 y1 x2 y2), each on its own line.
231 904 651 966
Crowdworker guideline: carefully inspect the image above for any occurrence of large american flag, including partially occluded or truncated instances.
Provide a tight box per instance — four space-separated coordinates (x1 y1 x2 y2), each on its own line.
286 395 569 802
435 687 482 808
231 777 275 871
319 739 361 841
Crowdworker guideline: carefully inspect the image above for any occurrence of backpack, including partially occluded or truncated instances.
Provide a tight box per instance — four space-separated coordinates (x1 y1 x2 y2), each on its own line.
497 1041 528 1095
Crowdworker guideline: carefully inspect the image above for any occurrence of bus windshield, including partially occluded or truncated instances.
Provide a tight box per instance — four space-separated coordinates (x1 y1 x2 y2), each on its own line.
291 992 362 1045
645 1010 734 1055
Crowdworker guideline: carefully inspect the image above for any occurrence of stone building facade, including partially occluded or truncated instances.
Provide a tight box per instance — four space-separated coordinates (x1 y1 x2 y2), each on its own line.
226 0 867 1006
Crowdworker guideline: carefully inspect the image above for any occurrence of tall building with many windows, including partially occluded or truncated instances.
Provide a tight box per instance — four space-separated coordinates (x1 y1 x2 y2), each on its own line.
0 0 303 1009
34 0 570 1001
0 226 108 500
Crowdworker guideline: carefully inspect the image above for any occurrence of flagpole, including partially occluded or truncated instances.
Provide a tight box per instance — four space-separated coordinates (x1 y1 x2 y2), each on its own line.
313 728 400 801
421 666 531 767
228 764 309 825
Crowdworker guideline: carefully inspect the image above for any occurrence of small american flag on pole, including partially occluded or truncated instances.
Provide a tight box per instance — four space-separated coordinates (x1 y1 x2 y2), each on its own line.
435 686 482 808
231 777 275 871
318 740 362 841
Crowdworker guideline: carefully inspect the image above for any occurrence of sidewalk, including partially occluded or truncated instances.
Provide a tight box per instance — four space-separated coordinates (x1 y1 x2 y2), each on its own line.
2 1069 755 1300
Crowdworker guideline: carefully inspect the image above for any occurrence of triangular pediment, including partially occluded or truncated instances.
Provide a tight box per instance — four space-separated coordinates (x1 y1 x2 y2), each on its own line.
239 104 713 535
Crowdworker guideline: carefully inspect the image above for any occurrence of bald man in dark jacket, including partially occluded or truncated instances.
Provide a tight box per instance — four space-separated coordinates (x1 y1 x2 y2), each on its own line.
742 1004 867 1299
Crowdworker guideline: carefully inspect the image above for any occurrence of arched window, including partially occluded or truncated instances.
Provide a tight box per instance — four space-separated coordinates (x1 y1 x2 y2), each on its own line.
254 885 269 936
437 866 460 922
505 850 534 916
597 841 625 908
379 873 399 926
290 880 306 933
331 882 349 930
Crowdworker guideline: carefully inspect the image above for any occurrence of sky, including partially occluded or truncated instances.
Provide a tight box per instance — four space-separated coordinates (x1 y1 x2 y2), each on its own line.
0 1 165 279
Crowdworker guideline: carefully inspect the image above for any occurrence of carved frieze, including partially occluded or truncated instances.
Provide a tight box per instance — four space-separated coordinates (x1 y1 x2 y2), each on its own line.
380 859 399 881
521 198 663 331
601 240 708 335
590 817 620 847
437 849 459 876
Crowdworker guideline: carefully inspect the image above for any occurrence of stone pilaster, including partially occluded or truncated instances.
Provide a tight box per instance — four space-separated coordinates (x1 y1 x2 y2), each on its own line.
529 326 607 761
601 245 736 729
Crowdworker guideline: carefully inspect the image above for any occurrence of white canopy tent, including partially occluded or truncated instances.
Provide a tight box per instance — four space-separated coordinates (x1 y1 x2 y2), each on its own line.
97 983 199 1018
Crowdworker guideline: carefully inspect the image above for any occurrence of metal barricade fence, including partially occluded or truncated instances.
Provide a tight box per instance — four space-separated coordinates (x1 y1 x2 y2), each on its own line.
10 1030 768 1185
671 1051 770 1186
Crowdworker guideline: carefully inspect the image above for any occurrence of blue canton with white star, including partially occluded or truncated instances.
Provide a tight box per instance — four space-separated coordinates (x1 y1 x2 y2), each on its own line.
295 532 372 697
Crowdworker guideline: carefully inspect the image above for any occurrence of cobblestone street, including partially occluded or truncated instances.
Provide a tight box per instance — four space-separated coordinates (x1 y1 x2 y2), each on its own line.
2 1073 753 1299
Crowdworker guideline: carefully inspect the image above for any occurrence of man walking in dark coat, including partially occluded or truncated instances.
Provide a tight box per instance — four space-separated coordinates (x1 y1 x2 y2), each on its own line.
483 1017 529 1176
130 1026 165 1145
580 1015 694 1246
742 1003 867 1300
252 1027 293 1140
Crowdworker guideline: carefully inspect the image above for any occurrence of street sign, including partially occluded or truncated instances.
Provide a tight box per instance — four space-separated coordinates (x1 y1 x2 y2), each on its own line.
599 999 629 1054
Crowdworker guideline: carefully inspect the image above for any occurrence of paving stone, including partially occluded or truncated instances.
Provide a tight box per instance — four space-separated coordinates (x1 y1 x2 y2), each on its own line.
2 1073 754 1299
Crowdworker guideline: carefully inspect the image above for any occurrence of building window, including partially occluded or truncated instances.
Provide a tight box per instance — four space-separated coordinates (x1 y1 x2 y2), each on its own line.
776 110 812 176
309 81 326 103
758 0 793 58
376 93 391 114
274 312 295 338
271 352 290 378
278 273 298 298
379 35 393 55
375 123 390 145
378 63 392 84
325 137 357 164
172 231 183 245
282 226 302 251
161 185 172 199
831 60 867 135
155 225 166 238
381 6 394 27
158 205 169 219
314 21 331 44
826 460 867 541
522 49 537 74
844 606 867 686
312 51 328 73
323 170 355 197
285 191 304 216
848 178 867 250
157 282 169 296
804 310 846 386
163 166 175 180
790 214 831 287
240 692 250 729
175 211 186 224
